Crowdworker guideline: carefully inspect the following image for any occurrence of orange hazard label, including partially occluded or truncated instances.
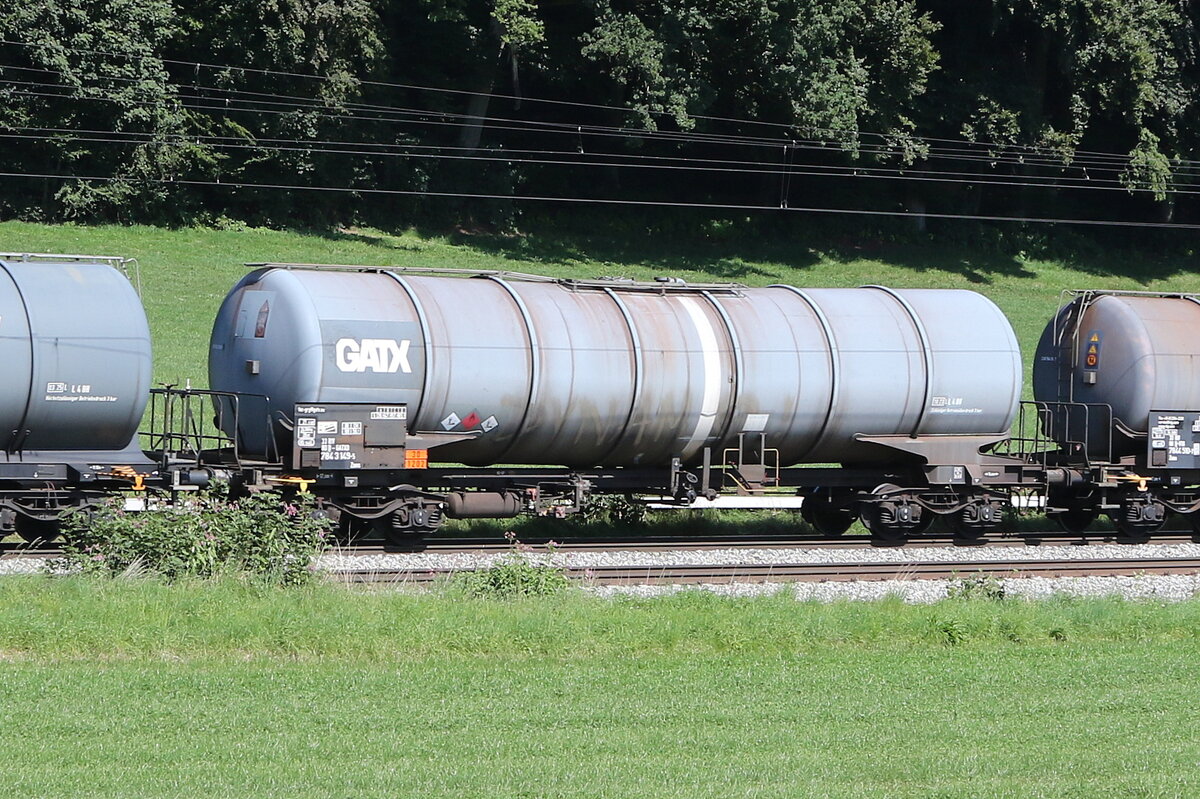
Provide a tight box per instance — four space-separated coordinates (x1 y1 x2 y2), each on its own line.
404 449 429 469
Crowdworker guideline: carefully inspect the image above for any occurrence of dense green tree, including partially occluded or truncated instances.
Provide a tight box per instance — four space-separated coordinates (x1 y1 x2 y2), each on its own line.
0 0 1197 230
580 0 939 153
0 0 205 221
566 0 938 209
921 0 1196 219
169 0 385 226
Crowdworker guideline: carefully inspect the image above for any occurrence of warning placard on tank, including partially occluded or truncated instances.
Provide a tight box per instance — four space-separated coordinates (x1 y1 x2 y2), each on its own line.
293 403 410 470
1148 411 1200 469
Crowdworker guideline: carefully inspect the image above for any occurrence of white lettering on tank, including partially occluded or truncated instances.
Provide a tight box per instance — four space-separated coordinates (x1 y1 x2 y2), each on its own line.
335 338 412 374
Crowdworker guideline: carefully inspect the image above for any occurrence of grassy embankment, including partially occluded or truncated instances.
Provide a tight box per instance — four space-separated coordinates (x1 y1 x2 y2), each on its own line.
1 577 1199 797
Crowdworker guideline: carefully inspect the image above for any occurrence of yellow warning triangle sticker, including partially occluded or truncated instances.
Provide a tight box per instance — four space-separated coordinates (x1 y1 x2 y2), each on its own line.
1088 344 1098 354
1089 333 1100 342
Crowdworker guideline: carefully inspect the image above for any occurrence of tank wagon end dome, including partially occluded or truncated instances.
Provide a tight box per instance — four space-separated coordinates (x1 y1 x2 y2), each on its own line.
1034 291 1200 439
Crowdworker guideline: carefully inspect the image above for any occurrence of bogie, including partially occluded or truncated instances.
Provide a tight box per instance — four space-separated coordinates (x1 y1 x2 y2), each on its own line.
1109 498 1167 544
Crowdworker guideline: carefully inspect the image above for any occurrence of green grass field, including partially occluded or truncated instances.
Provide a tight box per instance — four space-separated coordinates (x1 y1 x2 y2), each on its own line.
4 222 1200 796
2 579 1200 797
3 220 1198 389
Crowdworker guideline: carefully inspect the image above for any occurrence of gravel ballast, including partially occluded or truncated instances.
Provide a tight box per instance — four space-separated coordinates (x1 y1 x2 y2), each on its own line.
317 541 1200 574
317 541 1200 603
0 558 50 576
6 541 1200 602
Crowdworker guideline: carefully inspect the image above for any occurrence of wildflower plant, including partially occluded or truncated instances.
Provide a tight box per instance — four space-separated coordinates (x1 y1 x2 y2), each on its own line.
577 494 647 527
60 485 333 585
450 533 571 598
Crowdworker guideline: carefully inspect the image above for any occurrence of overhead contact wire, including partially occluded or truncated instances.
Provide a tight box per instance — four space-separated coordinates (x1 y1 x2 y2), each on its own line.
4 170 1200 230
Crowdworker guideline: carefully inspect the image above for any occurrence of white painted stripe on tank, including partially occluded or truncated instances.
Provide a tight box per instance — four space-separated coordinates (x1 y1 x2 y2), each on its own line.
679 296 721 460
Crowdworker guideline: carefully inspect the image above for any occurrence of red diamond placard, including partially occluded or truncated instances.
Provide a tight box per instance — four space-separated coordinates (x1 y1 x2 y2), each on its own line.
461 411 481 429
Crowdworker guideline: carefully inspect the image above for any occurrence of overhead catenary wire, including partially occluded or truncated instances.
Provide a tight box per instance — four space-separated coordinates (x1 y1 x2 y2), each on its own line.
0 42 1190 224
0 37 1184 168
6 70 1117 169
4 124 1159 192
2 128 1193 197
0 61 1183 176
3 78 1187 184
0 76 940 158
6 170 1200 230
0 122 1127 184
0 71 1166 176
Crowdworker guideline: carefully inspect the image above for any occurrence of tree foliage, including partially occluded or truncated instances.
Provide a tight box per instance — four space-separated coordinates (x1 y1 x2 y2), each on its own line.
0 0 202 221
578 0 940 152
0 0 1197 229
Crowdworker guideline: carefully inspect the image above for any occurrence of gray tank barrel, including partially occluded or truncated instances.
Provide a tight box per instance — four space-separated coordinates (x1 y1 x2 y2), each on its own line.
210 268 1021 466
0 255 151 455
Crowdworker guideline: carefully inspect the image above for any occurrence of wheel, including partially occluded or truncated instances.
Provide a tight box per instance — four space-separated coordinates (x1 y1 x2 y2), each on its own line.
382 513 426 547
382 503 444 547
1109 500 1166 544
800 493 853 536
382 527 426 547
1047 507 1097 534
952 499 1005 543
333 512 376 545
1186 512 1200 543
14 516 61 544
864 525 907 548
859 485 926 545
907 514 935 536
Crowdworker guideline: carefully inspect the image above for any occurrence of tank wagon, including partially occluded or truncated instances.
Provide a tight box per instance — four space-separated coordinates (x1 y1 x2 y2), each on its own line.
207 264 1042 542
1033 290 1200 538
14 252 1198 547
0 254 155 539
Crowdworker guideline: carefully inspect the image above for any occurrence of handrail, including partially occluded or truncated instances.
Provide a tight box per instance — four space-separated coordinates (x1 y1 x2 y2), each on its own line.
245 262 746 293
997 400 1114 467
141 387 281 468
0 252 141 296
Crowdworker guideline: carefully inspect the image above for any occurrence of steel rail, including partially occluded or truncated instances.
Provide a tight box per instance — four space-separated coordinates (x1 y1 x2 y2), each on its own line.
340 531 1200 553
332 556 1200 585
6 531 1198 558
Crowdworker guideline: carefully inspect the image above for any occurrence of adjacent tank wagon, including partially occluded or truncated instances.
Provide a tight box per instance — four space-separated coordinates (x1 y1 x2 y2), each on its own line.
1034 290 1200 537
0 253 154 539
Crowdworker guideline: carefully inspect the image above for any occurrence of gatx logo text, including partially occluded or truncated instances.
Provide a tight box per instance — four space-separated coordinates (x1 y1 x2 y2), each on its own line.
335 338 412 374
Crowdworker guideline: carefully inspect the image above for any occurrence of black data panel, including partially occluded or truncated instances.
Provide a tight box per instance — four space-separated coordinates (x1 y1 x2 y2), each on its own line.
293 403 409 470
1148 411 1200 469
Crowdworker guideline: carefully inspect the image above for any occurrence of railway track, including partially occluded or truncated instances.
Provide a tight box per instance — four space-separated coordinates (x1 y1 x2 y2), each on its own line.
332 530 1200 555
5 530 1199 559
7 535 1200 588
0 546 60 559
333 556 1200 585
